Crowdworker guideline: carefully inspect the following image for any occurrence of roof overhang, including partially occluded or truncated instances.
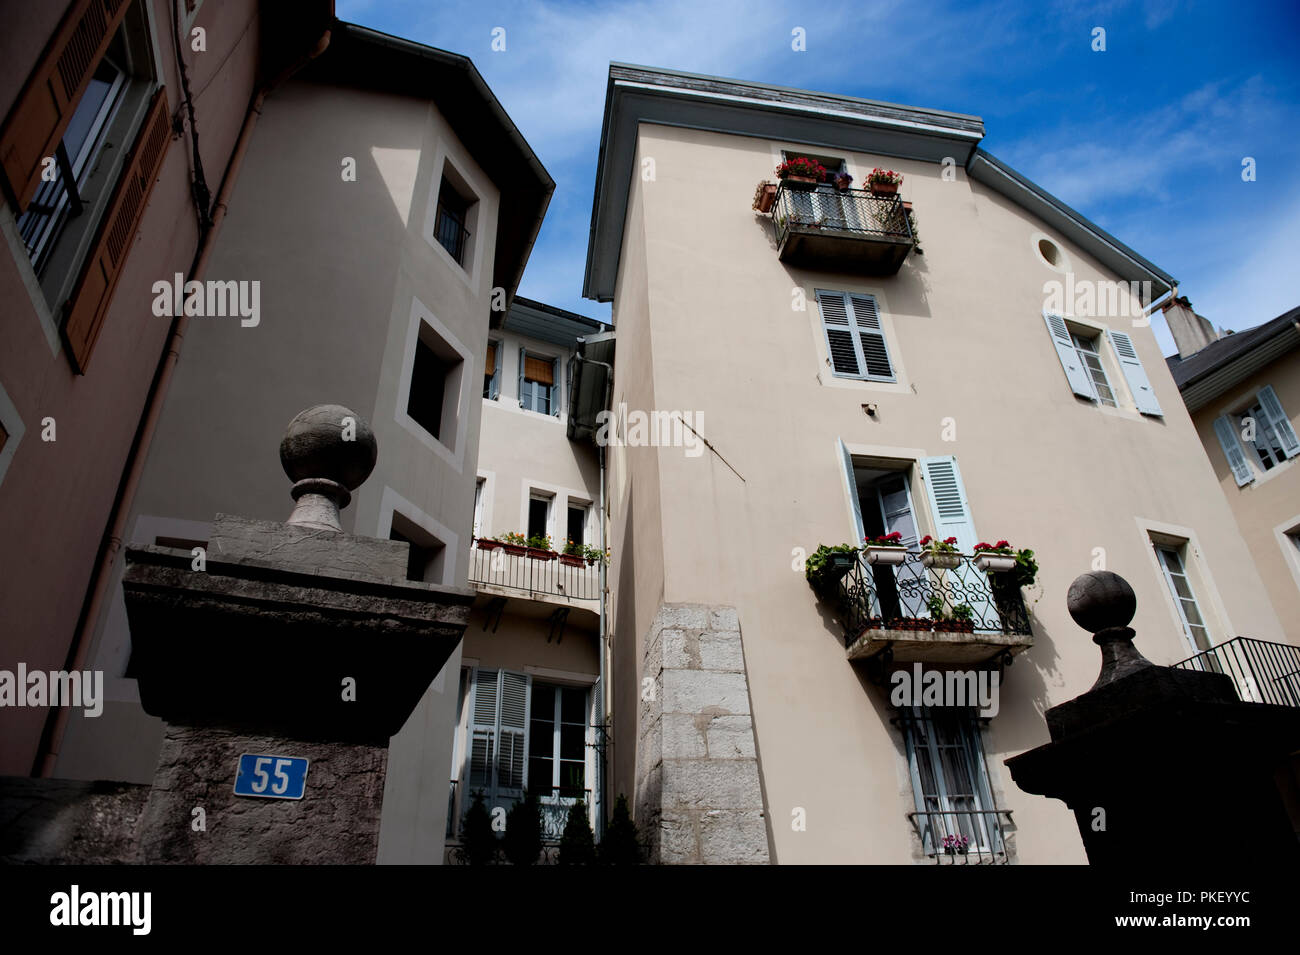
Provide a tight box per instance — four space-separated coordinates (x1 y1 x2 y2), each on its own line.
302 21 554 311
503 296 607 346
583 64 985 302
966 149 1175 301
1176 320 1300 412
567 331 616 443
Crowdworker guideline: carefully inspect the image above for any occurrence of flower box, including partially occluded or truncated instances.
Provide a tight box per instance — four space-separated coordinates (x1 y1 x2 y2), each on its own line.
868 181 898 197
975 554 1016 573
936 619 975 634
921 552 962 570
476 538 501 552
887 616 931 632
559 553 585 568
501 543 527 557
752 181 778 213
785 174 819 190
865 545 908 566
526 547 557 562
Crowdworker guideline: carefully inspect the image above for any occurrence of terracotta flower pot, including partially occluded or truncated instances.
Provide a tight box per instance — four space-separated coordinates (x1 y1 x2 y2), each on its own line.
559 553 585 568
501 543 527 557
784 174 819 190
869 181 899 196
526 547 557 561
752 181 778 213
476 538 501 552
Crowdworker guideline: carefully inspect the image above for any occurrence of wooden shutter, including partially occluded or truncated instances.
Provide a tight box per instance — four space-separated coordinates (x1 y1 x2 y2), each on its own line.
0 0 133 213
919 455 997 627
61 86 171 374
1043 313 1096 399
524 354 554 385
1212 415 1254 487
818 290 861 377
485 341 496 376
1106 329 1163 416
1257 385 1300 457
848 294 893 379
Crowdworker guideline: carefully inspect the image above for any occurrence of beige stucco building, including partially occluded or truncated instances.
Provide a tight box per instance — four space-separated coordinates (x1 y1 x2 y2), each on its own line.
1167 301 1300 641
582 65 1291 864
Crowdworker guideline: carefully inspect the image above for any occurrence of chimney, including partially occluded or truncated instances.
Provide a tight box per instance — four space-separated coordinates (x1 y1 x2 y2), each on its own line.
1162 295 1219 358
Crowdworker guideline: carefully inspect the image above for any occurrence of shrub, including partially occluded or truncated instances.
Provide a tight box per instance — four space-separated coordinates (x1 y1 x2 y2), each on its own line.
461 790 497 865
502 790 543 865
599 794 641 865
557 801 596 865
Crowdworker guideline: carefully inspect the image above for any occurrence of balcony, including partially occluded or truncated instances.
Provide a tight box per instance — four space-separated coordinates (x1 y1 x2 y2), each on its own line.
469 540 600 609
909 809 1013 865
1173 637 1300 707
819 552 1033 665
770 181 914 275
444 785 594 864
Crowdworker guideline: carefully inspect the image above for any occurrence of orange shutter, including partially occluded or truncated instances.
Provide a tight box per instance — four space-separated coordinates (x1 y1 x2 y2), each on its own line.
0 0 134 212
62 86 171 374
485 341 496 376
524 355 554 386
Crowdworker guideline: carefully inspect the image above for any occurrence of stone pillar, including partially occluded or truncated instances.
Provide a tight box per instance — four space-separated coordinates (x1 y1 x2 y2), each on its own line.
1006 571 1300 866
125 405 473 864
636 603 770 864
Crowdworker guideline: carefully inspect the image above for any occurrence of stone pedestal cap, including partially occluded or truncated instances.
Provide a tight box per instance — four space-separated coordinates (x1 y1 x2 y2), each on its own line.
279 404 377 531
1067 571 1152 690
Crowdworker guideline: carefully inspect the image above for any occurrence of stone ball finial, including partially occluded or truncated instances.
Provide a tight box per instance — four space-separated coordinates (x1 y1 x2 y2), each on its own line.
280 405 377 531
1067 571 1136 634
280 405 377 490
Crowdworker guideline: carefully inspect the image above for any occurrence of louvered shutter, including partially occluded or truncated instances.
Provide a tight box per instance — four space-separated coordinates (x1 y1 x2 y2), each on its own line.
1213 415 1254 487
467 668 499 796
498 670 529 798
848 294 894 379
838 438 866 544
485 341 496 376
817 290 861 377
1043 313 1096 399
0 0 133 213
62 87 171 373
919 455 998 627
1106 329 1162 416
1257 385 1300 457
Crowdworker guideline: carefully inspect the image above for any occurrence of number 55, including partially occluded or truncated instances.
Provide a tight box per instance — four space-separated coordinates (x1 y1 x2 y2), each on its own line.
271 758 292 795
251 757 272 793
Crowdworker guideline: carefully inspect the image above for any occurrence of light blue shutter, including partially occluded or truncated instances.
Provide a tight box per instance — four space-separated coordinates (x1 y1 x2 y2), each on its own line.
1106 329 1162 416
1257 385 1300 457
818 291 862 377
838 438 866 545
551 357 560 417
1043 313 1096 399
919 456 998 628
517 347 527 409
467 668 499 801
849 294 894 380
498 671 529 800
1213 415 1254 486
488 341 500 399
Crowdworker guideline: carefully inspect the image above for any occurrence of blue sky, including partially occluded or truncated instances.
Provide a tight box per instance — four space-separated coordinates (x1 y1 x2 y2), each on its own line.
337 0 1300 355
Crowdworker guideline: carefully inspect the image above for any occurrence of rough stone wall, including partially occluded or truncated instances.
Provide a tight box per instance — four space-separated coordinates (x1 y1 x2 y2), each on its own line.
0 777 149 864
635 603 770 864
136 723 387 864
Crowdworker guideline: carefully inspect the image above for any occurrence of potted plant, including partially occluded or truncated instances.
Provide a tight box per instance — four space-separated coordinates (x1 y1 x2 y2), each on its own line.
525 534 556 560
950 604 975 633
499 532 528 557
919 535 961 570
863 531 908 565
833 172 853 192
775 157 828 190
559 539 586 567
752 180 779 213
805 543 860 591
926 594 950 630
974 540 1017 573
903 202 922 254
866 167 903 196
941 833 970 856
475 536 502 552
582 544 610 566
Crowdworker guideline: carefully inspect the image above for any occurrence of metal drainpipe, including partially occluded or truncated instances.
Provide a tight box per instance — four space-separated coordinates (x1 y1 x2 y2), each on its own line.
35 29 332 777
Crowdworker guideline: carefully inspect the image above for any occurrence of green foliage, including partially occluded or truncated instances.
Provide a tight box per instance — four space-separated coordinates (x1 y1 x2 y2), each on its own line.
500 532 527 546
926 594 947 620
599 794 641 865
804 543 859 585
557 800 597 865
950 603 974 622
582 543 610 564
525 533 553 551
461 790 497 865
502 790 543 865
1012 549 1038 588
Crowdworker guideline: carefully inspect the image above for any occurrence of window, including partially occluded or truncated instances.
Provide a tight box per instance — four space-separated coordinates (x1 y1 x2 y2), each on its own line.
528 683 589 800
0 0 166 373
817 290 894 381
433 174 472 265
1043 314 1162 416
899 707 1004 858
388 511 446 583
781 151 860 231
406 324 464 444
527 495 550 541
473 477 485 538
566 503 588 548
1215 386 1299 486
519 348 557 414
483 340 500 399
1070 332 1116 407
1155 544 1211 654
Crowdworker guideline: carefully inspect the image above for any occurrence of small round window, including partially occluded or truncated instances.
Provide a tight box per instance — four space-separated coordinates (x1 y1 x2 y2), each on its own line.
1038 238 1061 267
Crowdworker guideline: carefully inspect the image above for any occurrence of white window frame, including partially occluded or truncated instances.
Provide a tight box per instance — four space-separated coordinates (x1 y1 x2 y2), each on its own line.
1069 330 1117 407
901 706 1002 857
816 288 896 383
1155 543 1212 656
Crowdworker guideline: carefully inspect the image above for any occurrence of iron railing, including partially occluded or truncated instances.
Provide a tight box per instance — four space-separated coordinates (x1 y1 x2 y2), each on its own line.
772 182 913 248
1173 636 1300 707
446 779 458 838
445 787 593 860
469 540 601 602
909 809 1013 865
434 202 470 264
829 551 1031 646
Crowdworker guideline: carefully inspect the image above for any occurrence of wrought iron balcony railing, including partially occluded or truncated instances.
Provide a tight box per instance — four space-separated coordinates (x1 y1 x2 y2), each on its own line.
1173 636 1300 707
445 786 593 848
909 809 1013 865
830 551 1031 646
469 540 600 602
770 181 914 274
